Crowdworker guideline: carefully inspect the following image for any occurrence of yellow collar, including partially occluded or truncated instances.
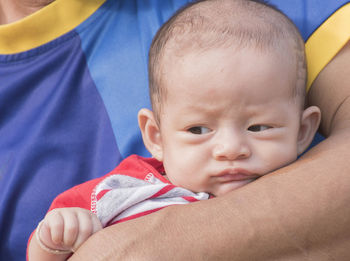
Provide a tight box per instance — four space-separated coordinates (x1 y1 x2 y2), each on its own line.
0 0 105 54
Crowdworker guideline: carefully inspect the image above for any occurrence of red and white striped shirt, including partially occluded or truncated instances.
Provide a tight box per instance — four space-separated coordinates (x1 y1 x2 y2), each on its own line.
48 155 209 227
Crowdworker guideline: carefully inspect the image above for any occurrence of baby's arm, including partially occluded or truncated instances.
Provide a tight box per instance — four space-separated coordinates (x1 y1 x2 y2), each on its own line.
27 207 102 261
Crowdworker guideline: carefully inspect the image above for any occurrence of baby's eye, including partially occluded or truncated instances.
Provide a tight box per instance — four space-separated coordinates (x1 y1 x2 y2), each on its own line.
248 125 272 132
187 126 211 134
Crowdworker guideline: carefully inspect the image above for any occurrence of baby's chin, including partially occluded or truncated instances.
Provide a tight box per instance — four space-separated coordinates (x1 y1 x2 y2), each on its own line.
212 178 256 197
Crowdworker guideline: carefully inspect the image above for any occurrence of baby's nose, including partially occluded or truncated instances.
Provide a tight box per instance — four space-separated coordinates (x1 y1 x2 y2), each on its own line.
212 131 251 161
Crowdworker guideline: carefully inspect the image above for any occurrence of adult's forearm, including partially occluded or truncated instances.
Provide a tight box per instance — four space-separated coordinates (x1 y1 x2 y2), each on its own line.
70 130 350 260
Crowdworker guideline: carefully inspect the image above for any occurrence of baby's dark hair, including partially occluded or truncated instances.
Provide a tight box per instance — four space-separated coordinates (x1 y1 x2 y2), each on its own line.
148 0 306 123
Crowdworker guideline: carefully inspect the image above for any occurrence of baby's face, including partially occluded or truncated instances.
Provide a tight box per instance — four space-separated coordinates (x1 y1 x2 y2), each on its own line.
158 46 302 196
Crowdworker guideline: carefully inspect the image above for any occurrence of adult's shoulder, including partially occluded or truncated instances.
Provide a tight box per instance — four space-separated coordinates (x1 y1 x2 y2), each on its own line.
269 0 350 90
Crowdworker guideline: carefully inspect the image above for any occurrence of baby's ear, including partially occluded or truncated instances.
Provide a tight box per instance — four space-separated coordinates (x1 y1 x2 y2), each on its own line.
138 108 163 161
297 106 321 155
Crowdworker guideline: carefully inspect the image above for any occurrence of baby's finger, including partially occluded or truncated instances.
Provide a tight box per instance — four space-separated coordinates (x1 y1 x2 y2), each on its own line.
91 213 103 233
61 209 79 248
45 210 65 246
73 212 102 251
72 211 93 251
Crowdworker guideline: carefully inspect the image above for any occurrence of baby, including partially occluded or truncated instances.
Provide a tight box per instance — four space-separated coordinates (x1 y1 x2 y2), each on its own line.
28 0 321 259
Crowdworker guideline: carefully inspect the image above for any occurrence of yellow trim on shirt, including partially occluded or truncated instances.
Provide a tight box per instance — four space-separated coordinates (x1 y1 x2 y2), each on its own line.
306 3 350 91
0 0 106 54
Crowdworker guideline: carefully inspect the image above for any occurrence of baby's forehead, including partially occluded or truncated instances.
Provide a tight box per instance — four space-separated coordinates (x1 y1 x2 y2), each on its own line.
163 40 297 79
161 44 304 106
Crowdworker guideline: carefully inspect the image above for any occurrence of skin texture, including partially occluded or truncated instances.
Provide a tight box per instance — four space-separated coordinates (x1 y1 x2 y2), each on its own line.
69 41 350 261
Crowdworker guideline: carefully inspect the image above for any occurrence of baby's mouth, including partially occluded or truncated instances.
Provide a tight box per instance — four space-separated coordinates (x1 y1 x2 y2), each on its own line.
214 169 259 182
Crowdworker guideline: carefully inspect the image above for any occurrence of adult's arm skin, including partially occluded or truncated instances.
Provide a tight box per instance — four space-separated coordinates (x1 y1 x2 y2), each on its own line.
70 42 350 260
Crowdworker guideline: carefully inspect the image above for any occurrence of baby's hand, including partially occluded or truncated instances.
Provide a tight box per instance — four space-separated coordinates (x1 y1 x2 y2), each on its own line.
37 207 102 253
